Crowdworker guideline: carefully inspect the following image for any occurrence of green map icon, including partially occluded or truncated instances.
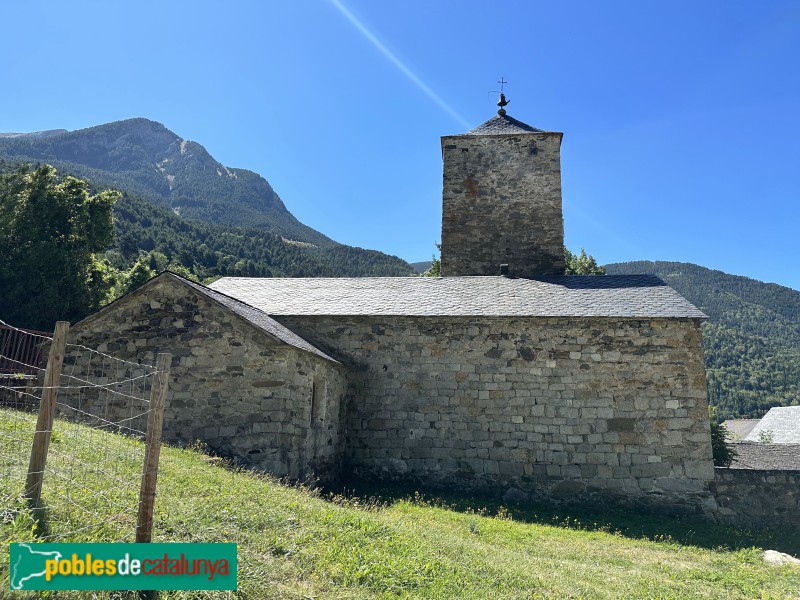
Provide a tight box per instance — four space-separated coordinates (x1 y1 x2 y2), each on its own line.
10 543 63 590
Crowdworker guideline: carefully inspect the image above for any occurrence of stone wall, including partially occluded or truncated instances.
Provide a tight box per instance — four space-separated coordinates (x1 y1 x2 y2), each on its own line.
711 468 800 529
277 315 714 513
0 377 39 412
64 276 347 481
440 131 565 278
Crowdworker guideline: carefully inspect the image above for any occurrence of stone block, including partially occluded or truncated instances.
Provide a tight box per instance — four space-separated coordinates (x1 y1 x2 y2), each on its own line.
551 479 587 497
683 460 714 480
607 418 636 432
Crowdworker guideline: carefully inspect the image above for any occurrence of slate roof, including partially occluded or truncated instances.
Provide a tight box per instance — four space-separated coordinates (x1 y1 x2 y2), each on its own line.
461 113 546 135
729 442 800 470
209 275 707 318
744 406 800 443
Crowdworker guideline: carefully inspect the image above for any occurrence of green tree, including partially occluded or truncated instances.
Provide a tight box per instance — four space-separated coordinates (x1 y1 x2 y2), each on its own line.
421 243 441 277
0 165 120 330
709 407 737 467
565 247 606 275
115 255 157 297
164 262 200 282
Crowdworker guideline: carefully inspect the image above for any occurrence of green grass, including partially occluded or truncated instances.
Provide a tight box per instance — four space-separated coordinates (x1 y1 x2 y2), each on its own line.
2 407 800 599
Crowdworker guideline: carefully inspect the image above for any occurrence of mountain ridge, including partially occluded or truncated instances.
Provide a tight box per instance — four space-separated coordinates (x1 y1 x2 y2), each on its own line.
0 129 68 139
0 118 334 246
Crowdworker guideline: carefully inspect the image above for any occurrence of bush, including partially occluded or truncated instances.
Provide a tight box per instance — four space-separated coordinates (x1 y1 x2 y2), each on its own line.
709 407 737 467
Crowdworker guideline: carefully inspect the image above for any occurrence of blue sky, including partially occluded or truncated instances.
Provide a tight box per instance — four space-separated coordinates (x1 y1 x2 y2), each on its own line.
2 1 799 289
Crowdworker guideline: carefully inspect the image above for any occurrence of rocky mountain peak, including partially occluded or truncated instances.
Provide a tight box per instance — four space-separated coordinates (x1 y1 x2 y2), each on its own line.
0 118 334 247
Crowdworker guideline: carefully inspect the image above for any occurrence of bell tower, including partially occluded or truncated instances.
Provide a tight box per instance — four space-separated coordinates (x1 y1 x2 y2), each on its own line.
440 90 565 278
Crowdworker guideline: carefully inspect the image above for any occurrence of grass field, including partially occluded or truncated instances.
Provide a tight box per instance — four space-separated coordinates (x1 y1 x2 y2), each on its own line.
2 407 799 599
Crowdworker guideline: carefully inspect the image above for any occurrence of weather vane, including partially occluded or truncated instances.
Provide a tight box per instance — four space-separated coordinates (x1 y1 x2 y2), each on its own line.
497 77 509 115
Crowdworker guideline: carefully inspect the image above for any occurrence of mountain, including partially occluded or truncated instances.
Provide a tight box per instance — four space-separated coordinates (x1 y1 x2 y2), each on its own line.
410 261 432 274
0 118 333 246
605 261 800 420
0 118 415 280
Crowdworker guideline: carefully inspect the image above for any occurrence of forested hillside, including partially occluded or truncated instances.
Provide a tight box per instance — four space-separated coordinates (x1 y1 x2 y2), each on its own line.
0 119 333 246
605 261 800 420
109 188 413 278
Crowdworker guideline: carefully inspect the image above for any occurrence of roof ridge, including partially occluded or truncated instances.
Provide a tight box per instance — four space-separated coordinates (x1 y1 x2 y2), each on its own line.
154 272 340 363
214 274 662 281
173 272 264 312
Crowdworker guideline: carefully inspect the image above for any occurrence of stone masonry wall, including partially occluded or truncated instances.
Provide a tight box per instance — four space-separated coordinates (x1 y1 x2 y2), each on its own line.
64 277 347 481
440 132 565 278
710 468 800 529
277 315 715 513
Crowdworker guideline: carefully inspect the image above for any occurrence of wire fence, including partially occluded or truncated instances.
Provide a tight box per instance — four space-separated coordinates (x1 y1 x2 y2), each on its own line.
0 318 170 544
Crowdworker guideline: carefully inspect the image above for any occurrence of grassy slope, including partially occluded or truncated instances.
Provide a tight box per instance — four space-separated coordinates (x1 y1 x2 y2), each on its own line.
2 408 799 599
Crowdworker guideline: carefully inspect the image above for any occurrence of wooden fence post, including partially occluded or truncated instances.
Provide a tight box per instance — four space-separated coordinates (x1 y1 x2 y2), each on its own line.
25 321 70 506
136 352 171 543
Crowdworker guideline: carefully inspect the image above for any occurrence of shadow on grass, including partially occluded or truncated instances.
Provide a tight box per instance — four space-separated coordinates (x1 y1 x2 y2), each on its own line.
28 500 53 540
325 478 800 557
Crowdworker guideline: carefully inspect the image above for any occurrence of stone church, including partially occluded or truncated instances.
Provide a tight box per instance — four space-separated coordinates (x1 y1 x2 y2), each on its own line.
67 99 714 513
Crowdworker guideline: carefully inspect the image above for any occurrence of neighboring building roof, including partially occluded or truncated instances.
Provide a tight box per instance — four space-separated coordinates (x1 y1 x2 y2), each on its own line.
728 442 800 470
744 406 800 443
722 419 761 440
209 275 707 319
73 272 338 363
460 113 547 136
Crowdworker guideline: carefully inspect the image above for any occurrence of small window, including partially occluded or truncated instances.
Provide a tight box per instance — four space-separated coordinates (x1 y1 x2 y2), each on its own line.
311 377 326 428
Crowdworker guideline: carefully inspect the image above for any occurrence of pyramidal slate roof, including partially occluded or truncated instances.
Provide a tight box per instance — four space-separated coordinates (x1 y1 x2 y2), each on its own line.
209 275 706 319
462 113 546 135
744 406 800 443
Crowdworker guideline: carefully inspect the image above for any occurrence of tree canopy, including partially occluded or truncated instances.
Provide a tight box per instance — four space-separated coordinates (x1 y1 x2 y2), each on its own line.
421 243 441 277
565 248 606 275
0 165 119 330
